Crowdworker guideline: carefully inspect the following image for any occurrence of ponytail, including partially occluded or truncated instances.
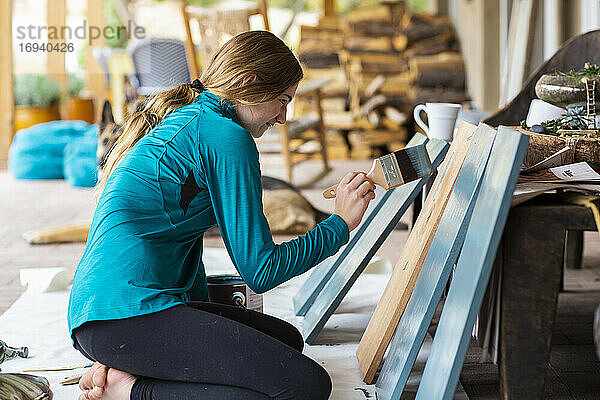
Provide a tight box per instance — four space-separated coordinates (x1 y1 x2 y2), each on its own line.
96 81 203 197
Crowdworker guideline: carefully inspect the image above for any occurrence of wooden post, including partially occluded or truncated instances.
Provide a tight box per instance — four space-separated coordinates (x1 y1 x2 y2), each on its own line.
257 0 270 31
181 2 200 80
454 0 500 111
499 0 539 106
561 0 581 39
324 0 335 18
580 0 600 33
108 51 133 124
428 0 450 15
0 0 14 162
86 0 106 120
544 0 563 59
47 0 67 92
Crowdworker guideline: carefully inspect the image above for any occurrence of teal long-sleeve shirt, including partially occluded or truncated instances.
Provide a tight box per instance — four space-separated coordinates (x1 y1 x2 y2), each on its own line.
67 91 349 335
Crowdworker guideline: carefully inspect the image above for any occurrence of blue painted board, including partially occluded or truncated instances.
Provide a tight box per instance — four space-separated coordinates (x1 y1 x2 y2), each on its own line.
375 123 497 400
301 137 450 343
292 133 432 316
415 127 528 400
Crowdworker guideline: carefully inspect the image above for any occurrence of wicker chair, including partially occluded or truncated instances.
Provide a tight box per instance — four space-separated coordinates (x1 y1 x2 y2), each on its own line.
181 1 269 79
181 1 330 184
127 37 192 97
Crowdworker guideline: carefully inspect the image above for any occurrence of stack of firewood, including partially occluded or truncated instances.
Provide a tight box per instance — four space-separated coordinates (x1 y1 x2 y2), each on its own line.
295 19 364 157
295 2 469 155
296 22 349 118
344 5 469 133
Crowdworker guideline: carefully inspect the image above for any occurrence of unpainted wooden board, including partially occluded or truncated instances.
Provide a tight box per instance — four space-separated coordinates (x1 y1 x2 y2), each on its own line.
374 123 497 399
293 133 429 317
356 121 477 384
300 137 450 344
412 127 528 400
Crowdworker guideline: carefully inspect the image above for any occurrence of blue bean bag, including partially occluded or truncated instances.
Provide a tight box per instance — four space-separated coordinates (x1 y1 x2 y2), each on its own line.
8 120 98 187
63 131 98 187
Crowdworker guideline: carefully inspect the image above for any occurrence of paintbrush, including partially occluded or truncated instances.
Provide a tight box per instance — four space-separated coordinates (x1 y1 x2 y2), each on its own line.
322 143 433 199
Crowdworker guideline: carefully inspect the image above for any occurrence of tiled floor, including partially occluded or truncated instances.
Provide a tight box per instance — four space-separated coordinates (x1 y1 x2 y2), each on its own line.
1 153 599 398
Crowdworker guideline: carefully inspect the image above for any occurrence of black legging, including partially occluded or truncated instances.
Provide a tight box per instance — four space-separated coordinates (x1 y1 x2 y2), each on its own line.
73 302 331 399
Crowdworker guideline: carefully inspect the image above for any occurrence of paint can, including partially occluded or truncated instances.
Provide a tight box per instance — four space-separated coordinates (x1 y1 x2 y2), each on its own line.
206 274 263 313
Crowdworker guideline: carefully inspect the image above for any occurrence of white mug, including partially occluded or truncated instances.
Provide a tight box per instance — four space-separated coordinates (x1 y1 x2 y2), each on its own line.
413 103 462 142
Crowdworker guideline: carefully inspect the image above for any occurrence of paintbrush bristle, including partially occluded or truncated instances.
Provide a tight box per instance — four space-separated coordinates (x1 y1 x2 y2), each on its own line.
401 144 434 179
378 144 433 188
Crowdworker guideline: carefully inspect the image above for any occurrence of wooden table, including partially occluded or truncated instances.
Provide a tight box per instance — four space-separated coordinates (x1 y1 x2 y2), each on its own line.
497 194 597 399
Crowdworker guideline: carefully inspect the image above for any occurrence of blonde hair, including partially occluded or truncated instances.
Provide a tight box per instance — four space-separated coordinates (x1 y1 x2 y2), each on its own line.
96 30 303 196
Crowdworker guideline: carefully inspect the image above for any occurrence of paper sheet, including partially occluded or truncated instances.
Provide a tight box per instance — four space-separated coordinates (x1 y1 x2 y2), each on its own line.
550 162 600 181
520 146 572 173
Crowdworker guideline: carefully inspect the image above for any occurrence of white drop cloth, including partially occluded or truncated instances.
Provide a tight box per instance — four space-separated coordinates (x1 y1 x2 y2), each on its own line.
0 248 467 399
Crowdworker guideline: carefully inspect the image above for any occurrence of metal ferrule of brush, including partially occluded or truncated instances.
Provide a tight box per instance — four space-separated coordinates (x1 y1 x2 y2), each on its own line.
379 153 404 188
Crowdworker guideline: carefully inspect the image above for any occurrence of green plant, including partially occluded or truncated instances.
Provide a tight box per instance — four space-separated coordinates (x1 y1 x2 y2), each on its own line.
68 74 85 96
406 0 428 12
104 0 128 48
555 63 600 80
77 47 87 74
522 106 594 136
14 74 61 107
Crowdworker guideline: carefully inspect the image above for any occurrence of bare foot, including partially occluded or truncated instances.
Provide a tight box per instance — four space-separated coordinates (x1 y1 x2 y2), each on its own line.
79 364 136 400
79 363 108 395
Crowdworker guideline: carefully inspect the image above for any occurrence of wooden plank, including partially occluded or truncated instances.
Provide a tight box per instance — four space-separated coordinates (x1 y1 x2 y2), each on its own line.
293 133 430 316
296 137 450 343
47 0 67 91
0 0 13 161
374 123 497 399
413 127 528 400
356 121 478 384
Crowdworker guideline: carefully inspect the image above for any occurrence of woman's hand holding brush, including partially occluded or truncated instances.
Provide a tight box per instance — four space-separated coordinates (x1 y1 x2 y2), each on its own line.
334 172 376 232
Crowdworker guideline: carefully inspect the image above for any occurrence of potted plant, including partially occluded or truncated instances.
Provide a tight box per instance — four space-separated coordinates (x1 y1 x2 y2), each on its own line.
535 63 600 107
14 74 62 132
62 74 95 123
